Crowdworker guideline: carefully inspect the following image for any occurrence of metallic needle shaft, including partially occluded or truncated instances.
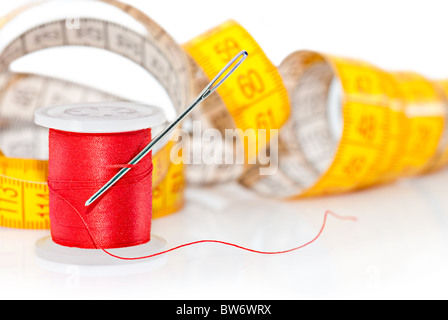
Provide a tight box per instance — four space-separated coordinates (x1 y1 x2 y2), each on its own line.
85 50 248 206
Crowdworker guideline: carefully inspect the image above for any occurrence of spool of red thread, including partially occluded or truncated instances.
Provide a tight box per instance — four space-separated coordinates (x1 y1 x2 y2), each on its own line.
34 102 167 265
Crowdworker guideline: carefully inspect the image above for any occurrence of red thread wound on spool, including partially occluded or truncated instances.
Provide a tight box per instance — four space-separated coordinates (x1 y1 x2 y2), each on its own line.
47 128 153 249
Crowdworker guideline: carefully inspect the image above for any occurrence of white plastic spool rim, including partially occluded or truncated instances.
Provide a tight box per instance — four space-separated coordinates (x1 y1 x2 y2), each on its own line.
34 101 166 133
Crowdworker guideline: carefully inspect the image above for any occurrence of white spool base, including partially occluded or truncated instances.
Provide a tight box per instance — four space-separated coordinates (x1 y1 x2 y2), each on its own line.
35 235 166 268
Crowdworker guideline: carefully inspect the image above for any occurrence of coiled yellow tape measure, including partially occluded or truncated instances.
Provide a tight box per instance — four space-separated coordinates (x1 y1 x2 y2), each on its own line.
239 50 448 198
1 1 448 229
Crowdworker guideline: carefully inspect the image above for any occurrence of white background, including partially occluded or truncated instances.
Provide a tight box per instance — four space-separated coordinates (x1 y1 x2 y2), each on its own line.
1 0 448 300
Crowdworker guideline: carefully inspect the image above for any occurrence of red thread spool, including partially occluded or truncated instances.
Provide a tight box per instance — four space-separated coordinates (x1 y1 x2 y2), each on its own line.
34 102 167 264
48 128 153 249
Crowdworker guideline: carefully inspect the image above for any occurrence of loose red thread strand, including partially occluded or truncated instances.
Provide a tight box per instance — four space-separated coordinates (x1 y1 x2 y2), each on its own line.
100 210 357 260
49 188 358 261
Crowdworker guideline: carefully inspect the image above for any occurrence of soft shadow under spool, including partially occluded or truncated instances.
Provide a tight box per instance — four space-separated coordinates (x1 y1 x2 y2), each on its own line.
33 102 167 267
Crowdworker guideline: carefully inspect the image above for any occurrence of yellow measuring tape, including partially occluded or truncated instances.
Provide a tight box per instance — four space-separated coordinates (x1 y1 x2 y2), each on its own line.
184 20 290 162
240 50 448 198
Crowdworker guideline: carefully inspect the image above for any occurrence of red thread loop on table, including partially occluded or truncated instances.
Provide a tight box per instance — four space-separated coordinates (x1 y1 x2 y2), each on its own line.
47 128 153 249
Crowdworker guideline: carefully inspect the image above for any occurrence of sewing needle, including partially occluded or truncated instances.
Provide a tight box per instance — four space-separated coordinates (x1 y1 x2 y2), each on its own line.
85 50 248 206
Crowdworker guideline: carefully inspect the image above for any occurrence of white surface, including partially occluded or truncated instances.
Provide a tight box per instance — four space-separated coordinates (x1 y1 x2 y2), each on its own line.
34 102 166 133
2 171 448 299
1 0 448 300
